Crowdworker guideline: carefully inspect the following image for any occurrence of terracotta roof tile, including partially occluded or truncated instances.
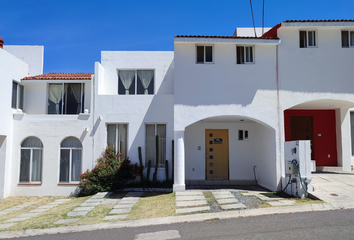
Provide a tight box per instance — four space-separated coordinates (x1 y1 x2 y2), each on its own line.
175 35 279 40
284 19 354 23
22 73 92 80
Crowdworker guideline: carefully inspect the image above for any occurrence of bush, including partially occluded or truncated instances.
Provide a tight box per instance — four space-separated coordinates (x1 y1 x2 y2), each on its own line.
77 146 144 196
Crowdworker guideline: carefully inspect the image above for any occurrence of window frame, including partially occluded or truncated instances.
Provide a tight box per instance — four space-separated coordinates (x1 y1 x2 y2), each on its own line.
47 83 85 115
238 130 249 141
145 123 167 168
12 81 24 110
236 45 255 64
118 69 155 95
59 137 82 183
196 45 214 64
299 30 317 48
19 137 43 184
106 123 128 160
341 30 354 48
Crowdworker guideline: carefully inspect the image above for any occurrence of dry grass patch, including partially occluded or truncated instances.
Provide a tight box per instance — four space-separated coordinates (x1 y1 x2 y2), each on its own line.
0 196 90 231
125 192 176 220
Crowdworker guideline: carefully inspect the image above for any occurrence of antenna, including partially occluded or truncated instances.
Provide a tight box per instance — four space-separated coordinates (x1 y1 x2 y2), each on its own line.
249 0 257 37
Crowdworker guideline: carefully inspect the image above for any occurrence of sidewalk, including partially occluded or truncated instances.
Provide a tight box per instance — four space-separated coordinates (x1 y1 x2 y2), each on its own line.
0 202 333 239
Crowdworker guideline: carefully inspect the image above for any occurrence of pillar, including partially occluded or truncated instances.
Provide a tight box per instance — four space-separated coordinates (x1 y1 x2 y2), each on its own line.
173 131 185 191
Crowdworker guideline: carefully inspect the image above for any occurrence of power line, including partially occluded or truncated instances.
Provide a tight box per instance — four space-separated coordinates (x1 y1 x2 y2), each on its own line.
249 0 257 37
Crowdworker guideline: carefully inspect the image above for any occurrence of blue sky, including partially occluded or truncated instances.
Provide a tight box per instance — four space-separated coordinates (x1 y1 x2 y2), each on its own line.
1 0 353 74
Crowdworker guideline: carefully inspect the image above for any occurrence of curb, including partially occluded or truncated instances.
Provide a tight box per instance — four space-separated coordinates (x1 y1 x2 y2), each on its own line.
0 203 335 239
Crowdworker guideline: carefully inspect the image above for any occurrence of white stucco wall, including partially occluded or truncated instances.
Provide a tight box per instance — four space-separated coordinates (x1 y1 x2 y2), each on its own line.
94 52 174 181
11 115 92 197
3 45 44 76
278 25 354 171
0 48 29 198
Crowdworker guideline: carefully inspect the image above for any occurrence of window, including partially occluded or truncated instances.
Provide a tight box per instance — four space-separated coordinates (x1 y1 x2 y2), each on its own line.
299 31 316 48
107 124 128 160
48 83 85 114
20 137 43 183
351 112 354 156
238 130 249 141
237 46 254 64
196 45 213 63
12 81 24 110
145 124 166 167
60 137 82 182
342 31 354 48
118 70 154 95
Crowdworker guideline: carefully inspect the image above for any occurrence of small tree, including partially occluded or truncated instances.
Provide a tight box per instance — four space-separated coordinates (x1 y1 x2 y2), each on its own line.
77 146 144 196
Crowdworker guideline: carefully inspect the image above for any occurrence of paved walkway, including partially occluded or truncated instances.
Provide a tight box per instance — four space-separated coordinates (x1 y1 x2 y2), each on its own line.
103 192 143 221
311 171 354 209
175 191 210 214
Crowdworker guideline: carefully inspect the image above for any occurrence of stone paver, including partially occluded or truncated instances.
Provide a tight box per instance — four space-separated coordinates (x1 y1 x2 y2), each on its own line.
79 202 101 207
175 191 204 196
86 199 104 203
102 215 128 221
0 201 39 216
216 198 239 204
176 196 205 201
5 217 31 223
113 204 135 209
0 223 15 229
16 213 40 218
72 207 95 212
54 219 80 224
220 203 247 210
67 211 89 217
176 200 208 207
135 230 181 240
213 194 234 199
109 208 131 214
176 206 211 214
28 209 48 213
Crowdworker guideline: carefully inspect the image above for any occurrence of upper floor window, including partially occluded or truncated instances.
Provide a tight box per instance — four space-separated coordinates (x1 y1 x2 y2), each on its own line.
12 81 24 110
20 137 43 183
341 31 354 48
300 31 316 48
196 45 213 63
60 137 82 183
48 83 85 114
237 46 254 64
107 123 127 160
118 70 154 95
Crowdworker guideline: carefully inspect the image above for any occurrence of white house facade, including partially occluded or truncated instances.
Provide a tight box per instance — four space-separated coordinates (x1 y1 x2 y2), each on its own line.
0 19 354 199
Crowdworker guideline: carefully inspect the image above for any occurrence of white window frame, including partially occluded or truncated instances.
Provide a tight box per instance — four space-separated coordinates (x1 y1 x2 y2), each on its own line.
341 30 354 48
19 138 43 184
145 123 167 168
236 45 255 64
12 81 24 110
196 45 214 64
106 123 128 160
238 130 249 141
59 138 82 183
47 83 85 115
118 69 155 95
299 30 317 48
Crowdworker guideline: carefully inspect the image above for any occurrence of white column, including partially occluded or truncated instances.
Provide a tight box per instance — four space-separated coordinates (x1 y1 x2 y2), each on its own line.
173 131 185 191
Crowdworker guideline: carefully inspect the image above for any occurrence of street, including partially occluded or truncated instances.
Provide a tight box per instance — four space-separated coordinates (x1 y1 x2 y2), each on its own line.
18 209 354 240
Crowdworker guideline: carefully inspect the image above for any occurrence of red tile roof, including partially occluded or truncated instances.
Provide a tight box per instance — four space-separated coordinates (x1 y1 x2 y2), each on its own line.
284 19 354 23
22 73 92 80
262 23 281 39
175 35 279 40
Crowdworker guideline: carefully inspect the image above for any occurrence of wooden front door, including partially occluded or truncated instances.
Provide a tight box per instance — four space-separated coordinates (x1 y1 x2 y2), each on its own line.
205 129 229 179
290 116 314 159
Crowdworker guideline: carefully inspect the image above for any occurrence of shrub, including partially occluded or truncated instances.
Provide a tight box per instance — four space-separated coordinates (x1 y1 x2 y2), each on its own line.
77 146 144 196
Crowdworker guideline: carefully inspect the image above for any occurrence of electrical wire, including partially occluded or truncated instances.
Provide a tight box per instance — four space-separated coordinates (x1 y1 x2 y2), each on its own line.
262 0 265 35
278 174 292 194
297 165 309 194
249 0 257 37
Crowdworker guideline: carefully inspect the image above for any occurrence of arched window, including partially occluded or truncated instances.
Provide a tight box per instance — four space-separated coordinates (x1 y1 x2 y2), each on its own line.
60 137 82 182
20 137 43 183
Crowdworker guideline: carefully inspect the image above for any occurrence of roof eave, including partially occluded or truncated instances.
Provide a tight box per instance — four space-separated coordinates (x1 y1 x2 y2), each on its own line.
174 37 280 45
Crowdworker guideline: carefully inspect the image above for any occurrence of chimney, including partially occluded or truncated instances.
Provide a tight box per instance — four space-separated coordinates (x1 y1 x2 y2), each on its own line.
0 37 3 49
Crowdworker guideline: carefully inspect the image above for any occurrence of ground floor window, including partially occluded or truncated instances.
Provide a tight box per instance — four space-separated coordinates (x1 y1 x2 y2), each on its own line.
20 137 43 183
238 130 249 140
145 124 166 167
59 137 82 182
350 112 354 156
107 123 127 160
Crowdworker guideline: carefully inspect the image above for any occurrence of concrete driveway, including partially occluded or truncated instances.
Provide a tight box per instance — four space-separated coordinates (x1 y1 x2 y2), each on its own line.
311 171 354 209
